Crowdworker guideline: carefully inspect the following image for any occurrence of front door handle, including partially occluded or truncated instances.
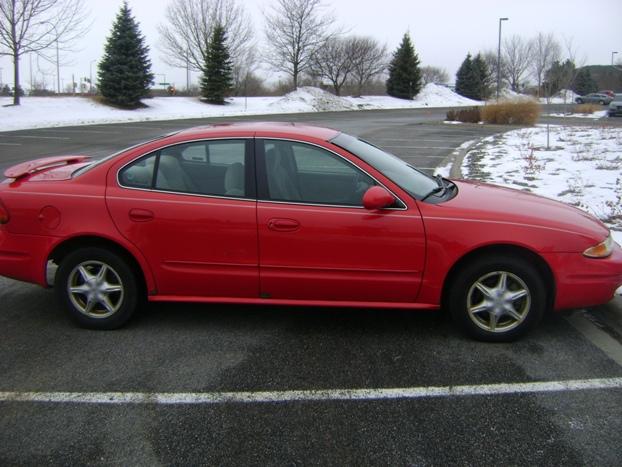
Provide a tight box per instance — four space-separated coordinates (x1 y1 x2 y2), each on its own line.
268 218 300 232
129 208 154 222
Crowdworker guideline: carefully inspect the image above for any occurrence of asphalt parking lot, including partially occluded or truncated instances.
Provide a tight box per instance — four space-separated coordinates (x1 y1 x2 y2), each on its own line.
1 108 622 465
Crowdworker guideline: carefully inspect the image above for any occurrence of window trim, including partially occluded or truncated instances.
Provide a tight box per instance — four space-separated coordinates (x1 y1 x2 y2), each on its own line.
116 137 256 201
255 137 407 211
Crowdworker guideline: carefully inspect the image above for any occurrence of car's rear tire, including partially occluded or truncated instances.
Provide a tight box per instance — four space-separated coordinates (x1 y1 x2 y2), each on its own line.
599 100 605 105
55 247 139 329
576 98 583 104
447 255 546 342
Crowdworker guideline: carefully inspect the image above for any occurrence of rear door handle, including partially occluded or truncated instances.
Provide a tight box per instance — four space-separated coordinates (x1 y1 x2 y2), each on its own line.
129 208 154 222
268 218 300 232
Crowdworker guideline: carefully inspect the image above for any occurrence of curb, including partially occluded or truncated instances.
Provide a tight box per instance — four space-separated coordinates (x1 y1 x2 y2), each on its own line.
436 138 483 179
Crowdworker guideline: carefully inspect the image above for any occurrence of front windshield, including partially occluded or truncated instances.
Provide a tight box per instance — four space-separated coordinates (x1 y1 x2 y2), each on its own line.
331 133 438 199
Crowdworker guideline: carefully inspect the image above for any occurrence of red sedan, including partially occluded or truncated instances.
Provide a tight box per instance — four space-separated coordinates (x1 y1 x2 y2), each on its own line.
1 123 621 341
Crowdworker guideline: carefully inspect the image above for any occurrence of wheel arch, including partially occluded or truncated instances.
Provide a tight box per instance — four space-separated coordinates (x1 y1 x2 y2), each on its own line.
47 235 152 294
441 244 556 312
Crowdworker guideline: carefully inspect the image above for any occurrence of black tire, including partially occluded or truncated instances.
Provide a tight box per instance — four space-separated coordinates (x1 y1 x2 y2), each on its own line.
599 100 605 105
447 255 546 342
55 247 140 329
576 98 583 104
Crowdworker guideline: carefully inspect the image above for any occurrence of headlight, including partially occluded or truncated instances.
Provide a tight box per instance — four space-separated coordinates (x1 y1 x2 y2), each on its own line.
583 233 614 258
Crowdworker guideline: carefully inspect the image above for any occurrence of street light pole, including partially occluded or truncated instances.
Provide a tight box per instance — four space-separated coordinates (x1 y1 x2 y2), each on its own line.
496 17 508 100
613 51 618 66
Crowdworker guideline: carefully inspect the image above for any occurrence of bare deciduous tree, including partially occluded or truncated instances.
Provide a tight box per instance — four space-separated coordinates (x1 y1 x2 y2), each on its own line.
158 0 254 90
310 37 352 96
264 0 337 90
420 66 449 85
0 0 89 105
503 35 533 92
530 32 561 97
348 36 388 97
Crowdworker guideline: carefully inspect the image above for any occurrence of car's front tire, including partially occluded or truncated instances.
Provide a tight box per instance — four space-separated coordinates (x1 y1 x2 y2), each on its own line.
55 247 139 329
448 256 546 342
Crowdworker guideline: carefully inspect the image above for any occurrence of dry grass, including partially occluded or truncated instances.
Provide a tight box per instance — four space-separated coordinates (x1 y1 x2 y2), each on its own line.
481 99 541 125
446 107 481 123
574 104 601 114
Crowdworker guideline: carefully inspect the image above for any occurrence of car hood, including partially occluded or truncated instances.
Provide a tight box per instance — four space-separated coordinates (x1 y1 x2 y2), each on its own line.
440 179 609 240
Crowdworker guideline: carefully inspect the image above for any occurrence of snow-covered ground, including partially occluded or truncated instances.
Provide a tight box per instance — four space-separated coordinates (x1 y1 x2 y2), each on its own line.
546 110 607 119
539 89 580 104
0 84 480 132
461 125 622 244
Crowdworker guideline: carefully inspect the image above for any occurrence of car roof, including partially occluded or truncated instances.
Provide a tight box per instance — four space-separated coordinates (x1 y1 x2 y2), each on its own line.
174 122 340 141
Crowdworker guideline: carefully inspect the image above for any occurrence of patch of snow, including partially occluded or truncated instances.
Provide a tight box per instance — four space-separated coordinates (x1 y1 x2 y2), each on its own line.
546 111 607 119
539 89 580 104
0 84 480 132
443 121 463 125
269 86 356 112
462 125 622 237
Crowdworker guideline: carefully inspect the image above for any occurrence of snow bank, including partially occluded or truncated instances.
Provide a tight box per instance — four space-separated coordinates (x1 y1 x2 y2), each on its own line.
269 86 356 112
0 84 480 132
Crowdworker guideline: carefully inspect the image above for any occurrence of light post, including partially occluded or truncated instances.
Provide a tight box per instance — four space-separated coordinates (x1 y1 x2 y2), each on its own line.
613 51 618 66
496 17 508 100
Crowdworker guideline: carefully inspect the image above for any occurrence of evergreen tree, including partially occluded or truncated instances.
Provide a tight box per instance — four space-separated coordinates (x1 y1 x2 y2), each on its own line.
200 24 233 105
472 53 492 100
455 53 479 100
544 59 576 96
386 33 422 100
97 2 154 108
574 68 598 96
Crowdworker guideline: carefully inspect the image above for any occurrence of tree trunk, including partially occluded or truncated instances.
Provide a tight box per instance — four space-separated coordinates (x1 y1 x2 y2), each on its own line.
13 52 20 106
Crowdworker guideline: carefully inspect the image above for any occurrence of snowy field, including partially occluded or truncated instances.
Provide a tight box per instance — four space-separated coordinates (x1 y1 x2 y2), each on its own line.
461 125 622 244
0 84 479 132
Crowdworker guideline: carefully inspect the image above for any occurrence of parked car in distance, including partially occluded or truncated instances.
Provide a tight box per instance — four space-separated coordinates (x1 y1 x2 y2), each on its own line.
1 123 621 342
575 93 614 105
608 94 622 117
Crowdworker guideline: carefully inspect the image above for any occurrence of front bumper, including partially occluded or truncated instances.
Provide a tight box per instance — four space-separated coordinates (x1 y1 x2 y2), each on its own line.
544 245 622 310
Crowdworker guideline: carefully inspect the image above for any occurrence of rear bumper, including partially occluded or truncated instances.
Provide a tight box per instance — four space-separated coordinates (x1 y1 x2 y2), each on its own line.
545 246 622 310
0 229 54 287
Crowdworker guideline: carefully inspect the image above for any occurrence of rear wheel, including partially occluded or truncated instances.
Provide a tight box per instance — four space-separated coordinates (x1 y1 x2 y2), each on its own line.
448 256 546 342
56 247 139 329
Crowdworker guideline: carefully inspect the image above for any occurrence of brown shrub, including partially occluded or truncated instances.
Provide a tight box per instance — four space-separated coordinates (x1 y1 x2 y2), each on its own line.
481 99 540 125
574 104 600 114
446 107 481 123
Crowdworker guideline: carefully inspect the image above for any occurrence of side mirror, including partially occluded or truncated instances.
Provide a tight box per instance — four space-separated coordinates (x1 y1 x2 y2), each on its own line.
363 186 395 210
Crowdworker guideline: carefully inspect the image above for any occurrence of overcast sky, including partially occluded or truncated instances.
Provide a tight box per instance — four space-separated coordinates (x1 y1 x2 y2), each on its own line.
1 0 620 91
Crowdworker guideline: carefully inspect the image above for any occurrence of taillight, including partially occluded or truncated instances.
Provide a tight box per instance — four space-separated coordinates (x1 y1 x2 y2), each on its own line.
0 200 9 224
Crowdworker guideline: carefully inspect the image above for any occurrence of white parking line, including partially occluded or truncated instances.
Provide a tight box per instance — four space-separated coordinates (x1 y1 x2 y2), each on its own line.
4 135 70 140
0 142 22 146
1 378 620 405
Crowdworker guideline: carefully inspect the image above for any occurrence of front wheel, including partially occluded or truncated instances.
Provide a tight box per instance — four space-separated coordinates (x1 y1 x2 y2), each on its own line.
55 247 140 329
447 256 547 342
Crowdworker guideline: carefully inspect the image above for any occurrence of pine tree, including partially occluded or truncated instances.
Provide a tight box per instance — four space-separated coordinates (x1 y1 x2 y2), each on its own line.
97 2 154 108
472 53 491 100
386 33 422 100
200 24 233 105
455 53 479 100
574 68 598 96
